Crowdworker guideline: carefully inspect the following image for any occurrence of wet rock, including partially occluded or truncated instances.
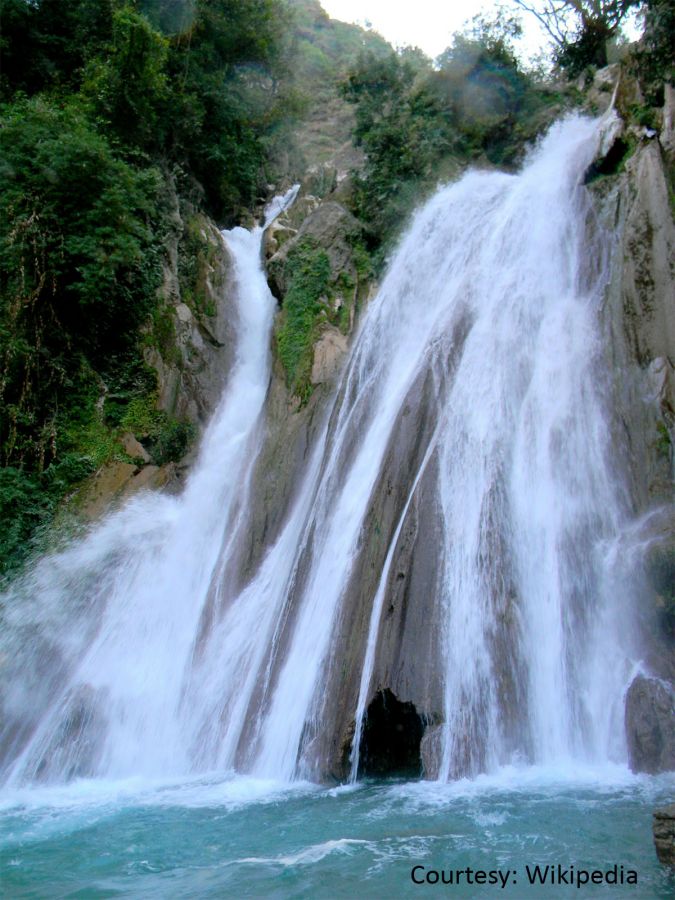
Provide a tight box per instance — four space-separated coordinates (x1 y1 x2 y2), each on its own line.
662 83 675 157
305 365 446 780
653 803 675 865
625 674 675 773
420 724 444 779
589 88 674 696
74 459 176 519
31 685 107 783
267 201 361 299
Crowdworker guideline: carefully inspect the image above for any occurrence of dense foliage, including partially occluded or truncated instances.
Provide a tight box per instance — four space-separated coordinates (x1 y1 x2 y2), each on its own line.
276 240 332 402
341 12 558 249
0 0 291 575
634 0 675 100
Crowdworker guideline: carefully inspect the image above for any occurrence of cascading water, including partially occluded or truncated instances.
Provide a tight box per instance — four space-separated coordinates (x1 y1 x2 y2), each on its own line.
0 112 643 791
0 186 299 784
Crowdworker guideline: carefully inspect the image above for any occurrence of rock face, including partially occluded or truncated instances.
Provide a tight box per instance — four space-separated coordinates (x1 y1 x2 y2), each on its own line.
267 200 362 300
587 72 675 771
146 183 236 430
240 68 675 783
653 803 675 865
625 675 675 774
75 181 236 513
311 326 349 385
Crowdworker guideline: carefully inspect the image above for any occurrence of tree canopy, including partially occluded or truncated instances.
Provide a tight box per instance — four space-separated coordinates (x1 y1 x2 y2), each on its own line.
511 1 640 71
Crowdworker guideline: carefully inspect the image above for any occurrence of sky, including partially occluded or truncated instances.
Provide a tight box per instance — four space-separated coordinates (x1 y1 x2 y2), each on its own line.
319 0 548 60
318 0 643 63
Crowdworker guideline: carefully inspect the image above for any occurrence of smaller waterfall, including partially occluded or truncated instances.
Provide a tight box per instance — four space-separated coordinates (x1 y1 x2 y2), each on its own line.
0 186 298 785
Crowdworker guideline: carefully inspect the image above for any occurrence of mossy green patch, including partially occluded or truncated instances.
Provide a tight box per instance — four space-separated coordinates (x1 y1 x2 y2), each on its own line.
276 239 331 403
178 212 224 320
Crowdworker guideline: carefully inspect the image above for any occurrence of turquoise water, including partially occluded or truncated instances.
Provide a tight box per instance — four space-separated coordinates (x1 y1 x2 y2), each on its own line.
1 766 673 898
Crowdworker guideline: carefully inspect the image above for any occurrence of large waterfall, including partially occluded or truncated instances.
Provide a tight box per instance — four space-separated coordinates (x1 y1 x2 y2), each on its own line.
0 113 642 789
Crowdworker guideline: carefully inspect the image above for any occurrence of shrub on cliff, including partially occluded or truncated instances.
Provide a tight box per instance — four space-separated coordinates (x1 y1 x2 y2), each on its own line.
341 11 547 250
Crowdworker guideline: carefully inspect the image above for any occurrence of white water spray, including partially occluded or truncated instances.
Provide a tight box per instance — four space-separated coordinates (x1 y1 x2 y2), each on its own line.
0 186 298 784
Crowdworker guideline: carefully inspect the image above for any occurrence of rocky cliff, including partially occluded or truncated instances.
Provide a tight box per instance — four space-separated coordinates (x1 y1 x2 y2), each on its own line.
73 180 236 519
587 70 675 774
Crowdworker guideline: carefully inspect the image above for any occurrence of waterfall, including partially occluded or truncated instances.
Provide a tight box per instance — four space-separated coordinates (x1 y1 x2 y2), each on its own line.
0 186 299 784
0 113 642 788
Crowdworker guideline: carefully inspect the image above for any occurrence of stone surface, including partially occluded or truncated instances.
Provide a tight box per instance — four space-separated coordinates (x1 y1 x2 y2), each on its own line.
420 724 444 779
589 99 674 709
311 326 349 385
304 364 447 780
662 83 675 157
653 803 675 865
619 141 675 370
267 201 361 300
625 674 675 774
120 432 151 463
75 460 175 520
147 181 235 430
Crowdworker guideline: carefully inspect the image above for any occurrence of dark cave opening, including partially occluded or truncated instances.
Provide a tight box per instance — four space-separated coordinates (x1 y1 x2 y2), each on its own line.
357 689 425 778
583 137 630 183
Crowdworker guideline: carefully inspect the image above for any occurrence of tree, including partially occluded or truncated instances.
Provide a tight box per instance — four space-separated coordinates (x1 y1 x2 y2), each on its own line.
635 0 675 92
511 0 640 71
82 4 170 151
0 98 162 471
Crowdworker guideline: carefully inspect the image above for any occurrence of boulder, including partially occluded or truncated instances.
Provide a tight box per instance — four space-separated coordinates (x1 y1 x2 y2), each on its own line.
300 164 337 199
120 432 151 463
267 201 361 299
653 803 675 865
625 674 675 773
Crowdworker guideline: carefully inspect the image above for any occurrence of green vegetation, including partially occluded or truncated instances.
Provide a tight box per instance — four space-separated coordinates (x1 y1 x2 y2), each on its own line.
341 11 560 252
633 0 675 103
0 0 292 576
288 0 390 100
276 240 331 403
275 228 371 401
655 420 672 458
647 546 675 639
177 213 223 318
512 1 641 75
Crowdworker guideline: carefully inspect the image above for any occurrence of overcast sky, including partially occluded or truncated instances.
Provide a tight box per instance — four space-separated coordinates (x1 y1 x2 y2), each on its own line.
319 0 547 60
319 0 642 62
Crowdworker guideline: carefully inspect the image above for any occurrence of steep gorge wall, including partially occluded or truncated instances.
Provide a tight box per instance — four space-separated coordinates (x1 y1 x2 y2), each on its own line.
589 75 675 774
66 69 674 782
74 180 237 519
